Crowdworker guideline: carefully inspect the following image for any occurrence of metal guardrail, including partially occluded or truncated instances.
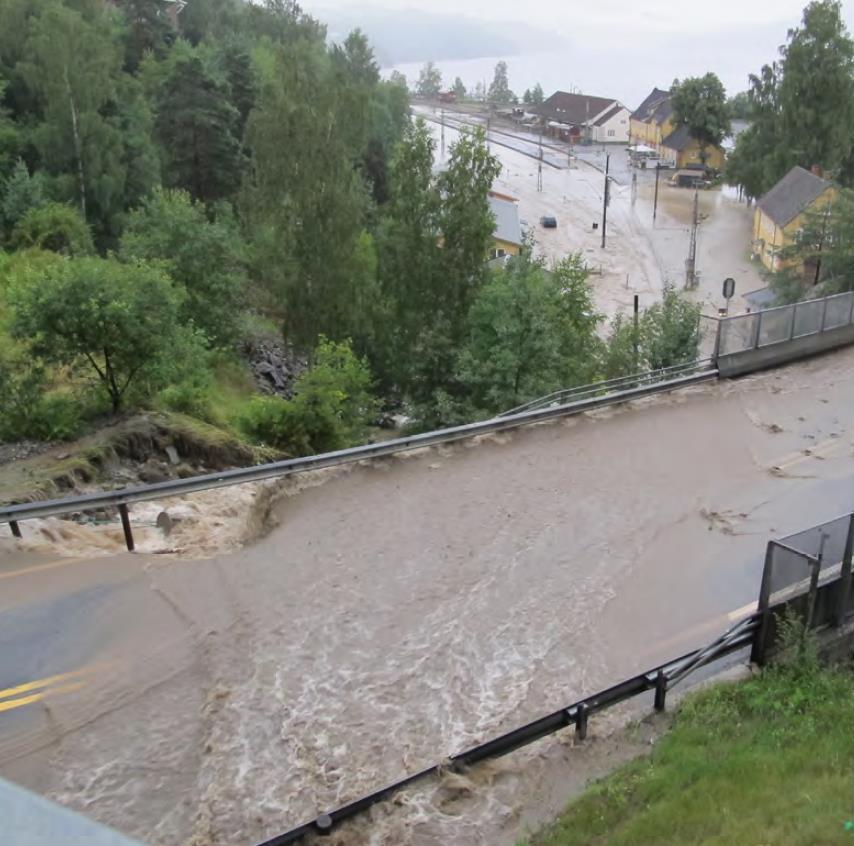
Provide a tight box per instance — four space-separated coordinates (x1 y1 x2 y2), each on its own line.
499 359 715 416
718 290 854 357
255 612 759 845
0 368 718 547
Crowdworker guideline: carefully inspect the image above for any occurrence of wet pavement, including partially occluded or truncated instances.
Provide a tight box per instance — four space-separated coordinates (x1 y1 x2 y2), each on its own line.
1 348 854 846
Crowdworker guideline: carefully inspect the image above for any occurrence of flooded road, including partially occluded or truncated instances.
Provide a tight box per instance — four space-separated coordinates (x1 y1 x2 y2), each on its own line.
2 348 854 845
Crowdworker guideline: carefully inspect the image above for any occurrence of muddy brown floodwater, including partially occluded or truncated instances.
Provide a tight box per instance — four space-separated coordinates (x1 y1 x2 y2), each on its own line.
2 349 854 846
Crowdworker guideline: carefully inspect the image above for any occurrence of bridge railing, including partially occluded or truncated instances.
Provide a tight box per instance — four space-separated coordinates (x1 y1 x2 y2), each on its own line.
718 290 854 357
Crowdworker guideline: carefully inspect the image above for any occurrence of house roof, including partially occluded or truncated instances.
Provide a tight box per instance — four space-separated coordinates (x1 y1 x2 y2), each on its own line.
539 91 618 126
593 103 625 126
631 87 670 121
488 194 522 246
758 166 832 227
661 125 692 151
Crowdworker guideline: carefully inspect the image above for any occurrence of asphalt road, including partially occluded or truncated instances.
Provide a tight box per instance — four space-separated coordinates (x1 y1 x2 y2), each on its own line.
2 347 854 846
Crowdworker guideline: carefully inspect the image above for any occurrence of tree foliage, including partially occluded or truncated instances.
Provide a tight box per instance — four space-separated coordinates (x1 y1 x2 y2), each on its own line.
452 255 601 418
155 55 244 203
9 202 94 255
603 287 702 377
729 1 854 198
8 257 185 412
416 60 442 98
671 73 730 163
120 188 246 345
487 60 513 105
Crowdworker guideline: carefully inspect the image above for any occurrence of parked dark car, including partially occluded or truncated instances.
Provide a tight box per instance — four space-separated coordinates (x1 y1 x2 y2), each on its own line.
540 215 557 228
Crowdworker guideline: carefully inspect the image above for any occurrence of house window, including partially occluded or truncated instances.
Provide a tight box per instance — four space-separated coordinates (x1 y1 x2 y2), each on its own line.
607 130 615 137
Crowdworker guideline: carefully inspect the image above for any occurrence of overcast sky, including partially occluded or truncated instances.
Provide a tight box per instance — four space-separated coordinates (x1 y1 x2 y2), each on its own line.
308 0 854 105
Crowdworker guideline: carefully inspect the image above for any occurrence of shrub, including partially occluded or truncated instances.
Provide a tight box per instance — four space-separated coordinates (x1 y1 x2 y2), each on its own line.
26 393 83 441
9 202 94 256
239 338 378 455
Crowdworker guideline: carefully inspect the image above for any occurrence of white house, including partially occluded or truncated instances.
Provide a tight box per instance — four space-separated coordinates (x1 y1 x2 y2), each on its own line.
538 92 631 144
589 102 632 144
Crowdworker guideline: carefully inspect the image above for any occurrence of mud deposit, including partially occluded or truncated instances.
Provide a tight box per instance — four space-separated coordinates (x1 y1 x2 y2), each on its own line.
2 350 854 846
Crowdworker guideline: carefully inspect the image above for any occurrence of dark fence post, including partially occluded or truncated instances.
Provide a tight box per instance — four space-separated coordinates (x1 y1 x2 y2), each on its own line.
9 520 21 539
653 670 667 712
118 504 135 552
575 704 588 741
836 515 854 626
751 542 775 665
805 541 824 631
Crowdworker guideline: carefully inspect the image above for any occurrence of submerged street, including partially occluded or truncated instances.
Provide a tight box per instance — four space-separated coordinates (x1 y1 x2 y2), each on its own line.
1 348 853 845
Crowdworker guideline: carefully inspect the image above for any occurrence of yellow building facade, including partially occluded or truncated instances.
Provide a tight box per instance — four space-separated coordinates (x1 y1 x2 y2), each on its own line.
752 166 835 272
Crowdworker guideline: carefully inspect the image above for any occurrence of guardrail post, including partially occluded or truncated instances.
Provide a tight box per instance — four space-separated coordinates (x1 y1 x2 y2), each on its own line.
836 515 854 626
789 303 798 340
653 670 667 711
752 311 762 349
575 704 588 741
712 319 722 363
118 504 135 552
820 297 829 332
805 540 824 631
9 520 21 539
314 813 333 836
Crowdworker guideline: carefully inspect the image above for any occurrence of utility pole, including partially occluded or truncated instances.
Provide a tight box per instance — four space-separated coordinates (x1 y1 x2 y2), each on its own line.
633 294 640 372
685 190 699 289
601 153 610 249
653 162 661 223
440 108 445 160
537 125 543 192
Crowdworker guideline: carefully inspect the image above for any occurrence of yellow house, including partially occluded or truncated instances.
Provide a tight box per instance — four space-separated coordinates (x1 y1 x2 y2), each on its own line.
630 88 674 150
752 166 835 272
488 192 523 259
660 126 726 170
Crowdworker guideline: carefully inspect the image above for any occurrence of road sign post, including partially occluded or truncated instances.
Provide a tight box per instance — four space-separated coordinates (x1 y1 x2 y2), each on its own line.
721 277 736 316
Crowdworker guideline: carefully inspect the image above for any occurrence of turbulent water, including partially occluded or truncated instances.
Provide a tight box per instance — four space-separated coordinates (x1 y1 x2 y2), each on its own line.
4 351 854 846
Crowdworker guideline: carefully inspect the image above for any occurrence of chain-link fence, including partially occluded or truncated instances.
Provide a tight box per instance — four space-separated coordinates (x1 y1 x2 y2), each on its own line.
718 291 854 357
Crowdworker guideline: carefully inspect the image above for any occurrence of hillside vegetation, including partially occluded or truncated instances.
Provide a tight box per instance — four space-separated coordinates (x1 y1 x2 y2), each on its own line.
0 0 703 467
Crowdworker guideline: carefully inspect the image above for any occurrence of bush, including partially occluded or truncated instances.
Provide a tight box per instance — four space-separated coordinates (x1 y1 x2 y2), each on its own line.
0 357 84 441
239 394 339 455
26 393 83 441
9 202 94 256
239 338 378 455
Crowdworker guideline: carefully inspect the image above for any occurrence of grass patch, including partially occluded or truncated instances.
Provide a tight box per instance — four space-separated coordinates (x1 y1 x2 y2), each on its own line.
523 664 854 846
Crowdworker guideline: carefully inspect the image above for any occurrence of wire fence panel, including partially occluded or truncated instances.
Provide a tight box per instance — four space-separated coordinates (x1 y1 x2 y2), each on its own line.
758 305 794 347
719 314 758 355
824 291 854 330
792 299 825 338
768 542 813 600
783 514 851 576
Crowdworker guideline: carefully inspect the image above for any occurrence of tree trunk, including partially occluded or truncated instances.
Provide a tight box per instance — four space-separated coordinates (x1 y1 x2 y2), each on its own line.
64 67 86 219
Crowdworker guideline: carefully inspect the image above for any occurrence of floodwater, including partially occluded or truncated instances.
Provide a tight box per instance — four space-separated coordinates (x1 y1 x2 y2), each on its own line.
417 106 765 322
2 348 854 845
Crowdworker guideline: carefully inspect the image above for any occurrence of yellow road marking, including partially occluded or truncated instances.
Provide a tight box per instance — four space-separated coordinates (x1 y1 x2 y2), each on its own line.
0 666 95 702
0 557 88 582
0 681 85 714
770 436 847 473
